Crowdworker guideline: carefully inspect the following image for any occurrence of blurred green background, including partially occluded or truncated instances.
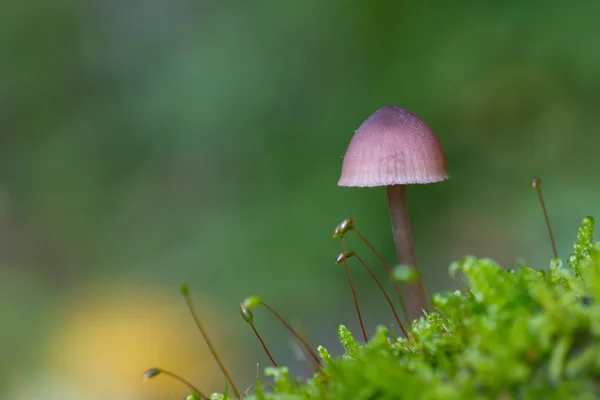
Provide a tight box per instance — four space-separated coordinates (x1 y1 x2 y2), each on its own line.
2 1 600 398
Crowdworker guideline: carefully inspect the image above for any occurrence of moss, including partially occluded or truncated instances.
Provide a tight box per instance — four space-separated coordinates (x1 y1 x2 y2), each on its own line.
237 217 600 399
168 216 600 400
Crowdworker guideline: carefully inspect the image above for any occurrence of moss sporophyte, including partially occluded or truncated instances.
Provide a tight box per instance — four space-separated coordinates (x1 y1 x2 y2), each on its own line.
144 106 600 399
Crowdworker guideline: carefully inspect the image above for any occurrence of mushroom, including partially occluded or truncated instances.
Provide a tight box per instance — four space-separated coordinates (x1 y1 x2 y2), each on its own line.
338 105 449 321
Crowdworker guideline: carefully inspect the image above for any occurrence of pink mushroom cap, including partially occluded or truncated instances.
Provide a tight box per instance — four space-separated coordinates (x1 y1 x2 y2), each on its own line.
339 105 450 187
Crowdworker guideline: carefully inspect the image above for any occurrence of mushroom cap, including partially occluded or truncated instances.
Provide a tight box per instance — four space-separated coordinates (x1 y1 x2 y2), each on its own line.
338 105 450 187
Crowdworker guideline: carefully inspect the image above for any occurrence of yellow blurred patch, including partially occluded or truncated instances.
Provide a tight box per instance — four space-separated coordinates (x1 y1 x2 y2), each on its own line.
16 284 243 400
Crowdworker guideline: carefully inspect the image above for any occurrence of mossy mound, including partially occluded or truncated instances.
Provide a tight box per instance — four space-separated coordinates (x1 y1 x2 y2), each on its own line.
190 217 600 400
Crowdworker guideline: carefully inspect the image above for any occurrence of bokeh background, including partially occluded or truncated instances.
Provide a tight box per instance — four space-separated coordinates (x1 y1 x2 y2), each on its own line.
2 1 600 399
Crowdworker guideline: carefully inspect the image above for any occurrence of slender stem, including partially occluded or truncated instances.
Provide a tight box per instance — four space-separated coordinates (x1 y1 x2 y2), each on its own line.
340 237 368 341
183 292 241 399
354 253 408 338
261 301 322 367
532 178 559 260
352 228 409 323
156 369 209 400
251 324 278 367
386 184 428 321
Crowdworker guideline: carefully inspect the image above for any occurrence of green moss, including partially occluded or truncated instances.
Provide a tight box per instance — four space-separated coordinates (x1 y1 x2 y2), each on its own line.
163 216 600 399
231 217 600 400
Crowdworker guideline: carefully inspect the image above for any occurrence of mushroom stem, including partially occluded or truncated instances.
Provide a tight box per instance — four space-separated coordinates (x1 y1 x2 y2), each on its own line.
386 184 427 321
